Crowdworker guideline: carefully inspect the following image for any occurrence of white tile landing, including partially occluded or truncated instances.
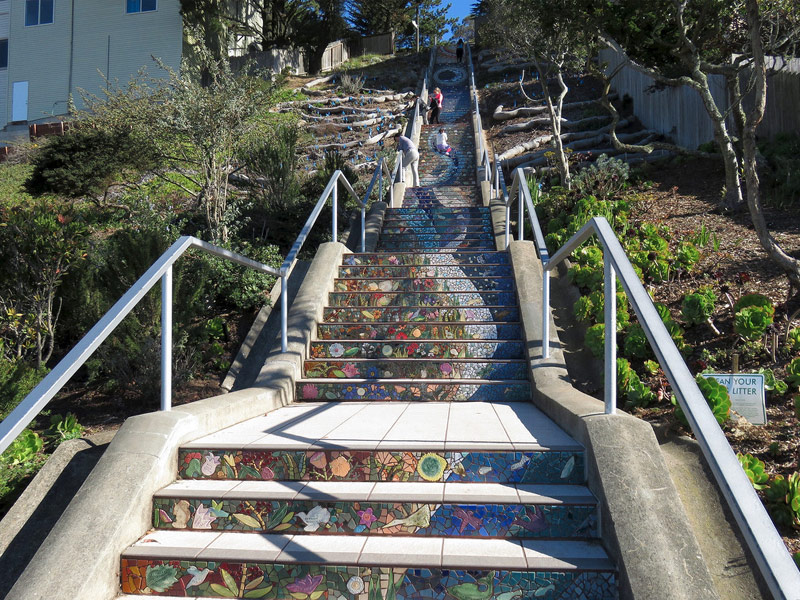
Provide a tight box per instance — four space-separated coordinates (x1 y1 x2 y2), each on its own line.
182 402 581 452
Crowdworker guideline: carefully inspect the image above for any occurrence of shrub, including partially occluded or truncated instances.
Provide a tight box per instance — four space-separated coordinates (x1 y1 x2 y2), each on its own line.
572 154 630 200
0 360 50 420
681 287 716 326
26 128 158 199
617 357 655 408
765 472 800 529
339 71 365 95
675 241 700 270
585 323 605 359
734 306 773 340
786 328 800 352
733 293 775 318
786 357 800 389
623 323 651 359
244 121 301 214
737 453 769 489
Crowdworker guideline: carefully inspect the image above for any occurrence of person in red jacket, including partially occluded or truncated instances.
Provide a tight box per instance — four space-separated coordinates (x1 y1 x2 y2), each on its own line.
428 88 443 124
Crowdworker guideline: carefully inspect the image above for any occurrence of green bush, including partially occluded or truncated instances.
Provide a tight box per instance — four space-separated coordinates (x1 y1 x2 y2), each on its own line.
733 293 775 318
786 358 800 389
572 154 630 201
0 360 50 420
786 328 800 352
737 452 769 489
617 357 656 408
672 375 730 427
26 128 158 199
244 121 301 214
675 241 700 270
585 323 605 359
623 323 651 359
765 472 800 529
734 306 773 341
681 287 716 326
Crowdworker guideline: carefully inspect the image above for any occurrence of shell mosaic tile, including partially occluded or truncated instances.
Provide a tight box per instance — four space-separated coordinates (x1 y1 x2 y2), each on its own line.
177 449 584 485
333 277 514 293
297 380 531 403
343 253 510 266
309 340 525 360
338 264 511 278
327 291 518 308
316 322 523 341
120 559 616 598
322 306 520 324
302 358 528 380
152 497 597 539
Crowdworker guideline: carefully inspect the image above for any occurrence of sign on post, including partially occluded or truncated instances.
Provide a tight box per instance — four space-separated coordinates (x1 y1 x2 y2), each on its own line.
701 373 766 425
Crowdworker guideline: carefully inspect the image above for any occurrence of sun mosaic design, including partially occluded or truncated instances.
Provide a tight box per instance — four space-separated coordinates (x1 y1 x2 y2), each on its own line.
121 560 616 598
178 449 583 485
153 495 597 538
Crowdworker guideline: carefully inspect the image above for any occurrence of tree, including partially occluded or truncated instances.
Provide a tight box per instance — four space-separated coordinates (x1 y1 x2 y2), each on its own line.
483 0 596 188
450 17 475 42
180 0 229 62
348 0 409 36
225 0 318 50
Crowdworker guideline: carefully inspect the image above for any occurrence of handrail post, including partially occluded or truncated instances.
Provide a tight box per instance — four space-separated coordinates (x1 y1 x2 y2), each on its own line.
517 183 524 241
332 178 338 243
604 252 617 414
542 266 550 359
280 269 288 353
160 266 172 412
360 204 366 253
505 204 510 249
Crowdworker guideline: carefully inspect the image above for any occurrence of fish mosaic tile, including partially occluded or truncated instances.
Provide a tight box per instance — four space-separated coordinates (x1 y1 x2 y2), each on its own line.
177 449 583 485
296 380 531 403
322 306 520 324
309 340 525 360
120 559 616 598
333 277 515 293
152 497 597 539
327 291 518 308
316 322 523 341
302 358 528 380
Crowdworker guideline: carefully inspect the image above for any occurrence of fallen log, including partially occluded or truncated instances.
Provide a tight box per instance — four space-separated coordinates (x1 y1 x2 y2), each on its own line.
492 95 616 121
279 91 413 109
500 113 611 136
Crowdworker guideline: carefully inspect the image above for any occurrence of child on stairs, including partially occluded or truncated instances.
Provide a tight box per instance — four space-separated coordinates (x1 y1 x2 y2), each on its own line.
436 128 458 165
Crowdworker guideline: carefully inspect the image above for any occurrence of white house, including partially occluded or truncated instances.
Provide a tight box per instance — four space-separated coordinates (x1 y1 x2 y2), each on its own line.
0 0 183 130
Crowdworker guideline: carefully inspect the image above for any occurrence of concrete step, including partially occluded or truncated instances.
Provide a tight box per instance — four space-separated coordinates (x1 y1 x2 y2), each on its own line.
120 533 615 597
151 481 598 538
297 378 532 403
322 305 520 323
337 264 511 278
309 339 526 360
302 358 529 380
317 321 523 340
343 251 509 266
333 277 514 293
327 290 518 307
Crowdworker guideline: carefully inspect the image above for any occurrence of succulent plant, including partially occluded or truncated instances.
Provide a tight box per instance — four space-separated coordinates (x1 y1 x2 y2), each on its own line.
676 241 700 270
673 375 731 427
765 472 800 529
734 306 773 341
733 293 775 318
681 287 717 326
787 328 800 352
737 452 769 489
585 323 605 359
785 357 800 389
617 358 656 408
623 323 651 359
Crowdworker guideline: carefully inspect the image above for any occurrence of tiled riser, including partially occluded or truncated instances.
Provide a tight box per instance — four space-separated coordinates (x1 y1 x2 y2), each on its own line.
334 278 514 292
382 216 492 225
328 291 517 307
338 265 510 278
298 381 531 402
344 252 510 266
302 359 528 380
386 206 487 216
381 225 493 235
178 450 584 485
317 322 522 340
121 559 616 598
309 340 525 360
380 233 491 242
379 241 496 251
322 306 520 323
152 498 597 538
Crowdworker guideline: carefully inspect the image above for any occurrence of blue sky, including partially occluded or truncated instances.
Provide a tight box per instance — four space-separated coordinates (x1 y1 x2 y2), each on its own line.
446 0 474 24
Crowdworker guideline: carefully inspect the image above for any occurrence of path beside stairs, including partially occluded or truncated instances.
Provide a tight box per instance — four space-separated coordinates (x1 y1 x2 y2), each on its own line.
117 48 618 600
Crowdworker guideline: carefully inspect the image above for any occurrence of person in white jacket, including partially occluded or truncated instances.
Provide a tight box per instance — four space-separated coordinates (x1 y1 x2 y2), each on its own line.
397 135 420 187
436 128 458 164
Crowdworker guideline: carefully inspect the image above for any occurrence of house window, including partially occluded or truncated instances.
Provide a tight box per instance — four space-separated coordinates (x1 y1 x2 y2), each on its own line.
25 0 54 26
0 40 7 69
126 0 156 13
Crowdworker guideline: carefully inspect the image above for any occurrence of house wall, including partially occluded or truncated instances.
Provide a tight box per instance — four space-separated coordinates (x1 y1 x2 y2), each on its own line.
0 0 8 128
2 0 182 129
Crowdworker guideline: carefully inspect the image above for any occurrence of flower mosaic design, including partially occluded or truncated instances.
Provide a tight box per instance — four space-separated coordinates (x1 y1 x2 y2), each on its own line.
417 453 448 481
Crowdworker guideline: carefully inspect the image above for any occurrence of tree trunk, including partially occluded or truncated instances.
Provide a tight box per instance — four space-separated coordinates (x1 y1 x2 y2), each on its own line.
742 0 800 291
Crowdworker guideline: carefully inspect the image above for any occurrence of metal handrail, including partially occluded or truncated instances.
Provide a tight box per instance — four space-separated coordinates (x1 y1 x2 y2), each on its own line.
543 216 800 599
0 236 280 456
0 159 392 456
465 43 491 183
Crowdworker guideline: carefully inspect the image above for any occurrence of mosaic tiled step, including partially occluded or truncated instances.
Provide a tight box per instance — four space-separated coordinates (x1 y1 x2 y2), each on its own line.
317 321 523 340
333 277 514 293
302 358 528 380
322 306 520 323
328 291 518 307
338 264 511 278
297 379 531 403
384 208 489 219
151 481 598 538
378 239 496 251
121 534 615 598
309 339 526 360
343 251 510 266
178 448 583 484
381 224 493 235
379 232 493 243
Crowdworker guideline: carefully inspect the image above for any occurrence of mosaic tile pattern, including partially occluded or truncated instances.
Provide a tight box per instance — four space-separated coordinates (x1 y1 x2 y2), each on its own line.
297 380 531 402
327 291 518 307
333 277 515 293
322 306 520 323
309 340 526 360
152 497 597 539
378 240 496 251
338 264 511 278
317 322 523 341
177 449 584 484
381 224 494 235
302 358 528 380
343 252 510 266
121 559 616 599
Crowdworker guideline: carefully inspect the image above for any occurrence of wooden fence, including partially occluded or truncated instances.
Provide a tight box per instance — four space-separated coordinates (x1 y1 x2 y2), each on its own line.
353 32 395 56
600 49 800 149
321 40 350 72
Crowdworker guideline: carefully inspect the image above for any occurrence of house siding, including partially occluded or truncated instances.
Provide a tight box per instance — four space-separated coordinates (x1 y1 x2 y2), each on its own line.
0 0 10 128
2 0 181 129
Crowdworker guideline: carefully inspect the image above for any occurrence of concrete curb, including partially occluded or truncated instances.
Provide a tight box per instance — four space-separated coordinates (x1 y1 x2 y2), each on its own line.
507 240 720 600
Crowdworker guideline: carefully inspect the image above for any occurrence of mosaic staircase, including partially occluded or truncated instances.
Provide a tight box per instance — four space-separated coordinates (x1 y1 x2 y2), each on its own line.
117 48 617 599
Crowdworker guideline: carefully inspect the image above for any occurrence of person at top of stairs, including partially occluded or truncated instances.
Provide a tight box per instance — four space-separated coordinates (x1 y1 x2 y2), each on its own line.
397 134 420 187
429 87 443 124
